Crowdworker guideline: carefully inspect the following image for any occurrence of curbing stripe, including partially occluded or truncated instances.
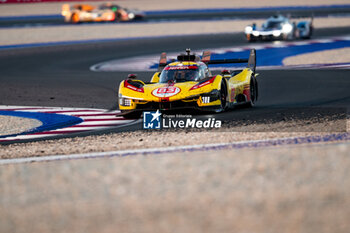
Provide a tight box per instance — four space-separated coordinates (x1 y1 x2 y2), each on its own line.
0 106 137 142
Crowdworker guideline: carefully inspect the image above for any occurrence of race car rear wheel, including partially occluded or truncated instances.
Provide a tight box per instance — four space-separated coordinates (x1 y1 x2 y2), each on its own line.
219 80 228 111
246 76 258 107
114 12 121 22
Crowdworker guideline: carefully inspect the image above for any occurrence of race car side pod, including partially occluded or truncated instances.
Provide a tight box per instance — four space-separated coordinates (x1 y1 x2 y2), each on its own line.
205 49 256 73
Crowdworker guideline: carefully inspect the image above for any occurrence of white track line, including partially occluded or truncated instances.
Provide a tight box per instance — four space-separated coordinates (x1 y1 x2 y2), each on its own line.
0 139 266 165
1 133 349 165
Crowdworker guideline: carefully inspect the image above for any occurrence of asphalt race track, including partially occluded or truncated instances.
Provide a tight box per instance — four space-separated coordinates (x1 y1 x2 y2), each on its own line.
0 27 350 138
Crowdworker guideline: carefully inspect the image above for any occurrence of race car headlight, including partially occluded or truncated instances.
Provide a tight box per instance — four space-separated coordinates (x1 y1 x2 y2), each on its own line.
273 30 281 37
128 13 135 19
201 89 220 103
202 96 210 104
282 24 293 33
124 98 131 106
245 26 253 34
252 31 260 37
119 95 132 106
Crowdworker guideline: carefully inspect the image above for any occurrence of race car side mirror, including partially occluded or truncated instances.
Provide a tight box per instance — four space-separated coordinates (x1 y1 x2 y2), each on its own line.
127 74 137 79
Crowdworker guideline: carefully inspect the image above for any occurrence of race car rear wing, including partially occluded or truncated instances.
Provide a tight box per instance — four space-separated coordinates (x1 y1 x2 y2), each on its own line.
157 48 256 73
202 49 256 73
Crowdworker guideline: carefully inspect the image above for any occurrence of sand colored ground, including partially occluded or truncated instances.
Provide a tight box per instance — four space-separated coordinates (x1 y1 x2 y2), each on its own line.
1 142 350 233
283 47 350 65
0 0 349 17
0 123 347 159
0 115 41 136
1 17 350 46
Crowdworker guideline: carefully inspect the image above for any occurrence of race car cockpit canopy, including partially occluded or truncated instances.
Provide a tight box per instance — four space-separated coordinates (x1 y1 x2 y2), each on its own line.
99 3 121 11
159 64 201 83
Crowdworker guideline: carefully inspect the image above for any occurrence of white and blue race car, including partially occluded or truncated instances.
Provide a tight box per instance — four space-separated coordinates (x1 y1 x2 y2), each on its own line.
244 15 313 42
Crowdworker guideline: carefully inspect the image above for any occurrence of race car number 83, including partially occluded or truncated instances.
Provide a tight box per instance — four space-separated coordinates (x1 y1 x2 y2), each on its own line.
152 87 181 97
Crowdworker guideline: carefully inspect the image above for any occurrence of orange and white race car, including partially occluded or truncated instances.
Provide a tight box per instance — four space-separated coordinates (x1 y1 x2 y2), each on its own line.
61 3 144 23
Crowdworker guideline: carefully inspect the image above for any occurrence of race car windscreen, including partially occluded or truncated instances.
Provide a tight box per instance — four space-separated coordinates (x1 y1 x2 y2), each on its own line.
264 21 283 29
159 66 200 83
99 4 120 10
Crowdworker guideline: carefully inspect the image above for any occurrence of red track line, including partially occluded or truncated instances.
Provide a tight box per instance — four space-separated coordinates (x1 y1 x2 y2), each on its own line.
73 113 118 117
82 118 125 121
71 124 122 127
42 110 102 114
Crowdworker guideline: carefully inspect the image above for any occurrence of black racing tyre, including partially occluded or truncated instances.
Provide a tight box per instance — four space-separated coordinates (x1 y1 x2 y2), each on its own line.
246 76 258 108
114 12 120 22
255 77 259 101
309 26 313 38
219 80 228 111
247 35 256 42
121 111 141 119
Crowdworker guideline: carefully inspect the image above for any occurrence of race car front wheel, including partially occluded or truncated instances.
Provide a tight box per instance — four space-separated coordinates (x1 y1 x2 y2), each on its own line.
247 34 256 42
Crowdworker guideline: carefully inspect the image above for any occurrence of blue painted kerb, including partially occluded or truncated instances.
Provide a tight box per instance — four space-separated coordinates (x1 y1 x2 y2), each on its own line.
0 110 83 138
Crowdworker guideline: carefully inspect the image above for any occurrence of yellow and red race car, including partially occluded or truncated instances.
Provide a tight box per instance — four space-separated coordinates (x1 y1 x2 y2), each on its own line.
61 3 144 23
118 49 258 118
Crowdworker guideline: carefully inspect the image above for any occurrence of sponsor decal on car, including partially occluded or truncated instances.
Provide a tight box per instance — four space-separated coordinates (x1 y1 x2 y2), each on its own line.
124 80 144 93
165 65 198 70
152 86 181 98
230 87 235 101
190 76 216 90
